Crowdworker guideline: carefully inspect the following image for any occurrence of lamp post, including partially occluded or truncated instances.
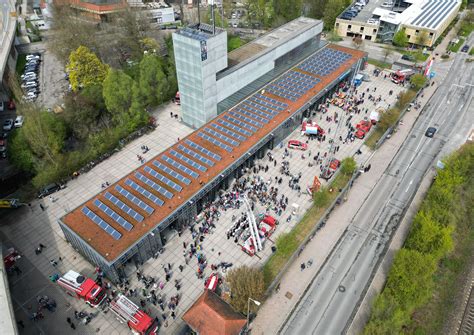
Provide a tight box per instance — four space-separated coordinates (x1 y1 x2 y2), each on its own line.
247 297 261 330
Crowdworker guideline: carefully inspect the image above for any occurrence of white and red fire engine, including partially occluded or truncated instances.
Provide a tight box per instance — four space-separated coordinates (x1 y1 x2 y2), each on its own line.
110 294 159 335
57 270 107 308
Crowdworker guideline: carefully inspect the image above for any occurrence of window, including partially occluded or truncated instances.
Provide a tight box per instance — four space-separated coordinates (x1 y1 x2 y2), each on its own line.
407 35 411 39
373 29 377 33
360 27 364 32
365 35 372 40
415 30 419 35
348 25 352 30
429 32 434 36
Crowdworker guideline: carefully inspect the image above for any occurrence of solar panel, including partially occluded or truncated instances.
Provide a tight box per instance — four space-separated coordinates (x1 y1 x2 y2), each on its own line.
170 149 207 172
223 115 258 133
161 155 199 179
229 111 263 128
211 123 246 142
82 206 122 240
203 127 240 146
143 167 182 193
104 192 144 222
217 119 253 137
94 199 134 231
184 139 222 161
125 179 166 205
152 160 191 185
236 107 269 123
178 144 216 167
115 185 156 213
198 132 233 152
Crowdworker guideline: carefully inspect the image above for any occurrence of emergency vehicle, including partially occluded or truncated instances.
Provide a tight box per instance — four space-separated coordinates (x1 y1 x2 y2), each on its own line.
390 69 414 84
110 294 159 335
288 139 308 151
57 270 107 308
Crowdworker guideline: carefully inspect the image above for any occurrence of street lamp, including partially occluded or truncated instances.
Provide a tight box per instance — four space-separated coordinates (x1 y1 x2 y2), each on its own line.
247 297 261 329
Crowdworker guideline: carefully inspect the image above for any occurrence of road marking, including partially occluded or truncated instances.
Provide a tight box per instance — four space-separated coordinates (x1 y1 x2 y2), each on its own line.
405 180 413 193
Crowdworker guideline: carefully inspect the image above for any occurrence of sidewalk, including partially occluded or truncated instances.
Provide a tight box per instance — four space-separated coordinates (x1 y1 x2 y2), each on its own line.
249 53 452 335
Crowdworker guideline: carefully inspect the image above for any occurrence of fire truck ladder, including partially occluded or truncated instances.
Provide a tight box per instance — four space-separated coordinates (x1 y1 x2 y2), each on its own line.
111 294 143 325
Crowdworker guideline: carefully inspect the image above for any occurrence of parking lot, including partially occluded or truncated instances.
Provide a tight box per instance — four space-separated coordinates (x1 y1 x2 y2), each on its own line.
0 66 406 334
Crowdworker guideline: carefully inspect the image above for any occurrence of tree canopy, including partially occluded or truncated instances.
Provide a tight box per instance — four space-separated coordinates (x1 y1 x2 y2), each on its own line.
323 0 346 30
102 69 135 119
67 46 109 92
138 55 169 106
393 30 409 47
226 266 265 313
409 74 427 90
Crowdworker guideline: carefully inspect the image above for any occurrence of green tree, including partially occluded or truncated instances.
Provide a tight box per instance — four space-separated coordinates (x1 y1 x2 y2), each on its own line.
385 249 436 310
410 74 427 90
67 46 109 92
405 211 453 260
7 128 35 173
138 55 168 106
102 69 135 123
63 84 108 140
323 0 346 30
273 0 302 23
226 266 265 314
392 30 409 47
340 157 357 176
248 0 274 27
363 294 409 335
307 0 328 19
313 186 331 207
378 107 400 131
416 30 430 46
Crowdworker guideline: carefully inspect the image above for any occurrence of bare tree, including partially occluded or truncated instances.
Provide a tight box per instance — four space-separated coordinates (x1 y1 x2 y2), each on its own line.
352 35 364 50
383 47 394 63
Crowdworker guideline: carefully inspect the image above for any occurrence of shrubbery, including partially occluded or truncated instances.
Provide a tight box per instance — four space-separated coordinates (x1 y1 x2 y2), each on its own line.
364 144 474 334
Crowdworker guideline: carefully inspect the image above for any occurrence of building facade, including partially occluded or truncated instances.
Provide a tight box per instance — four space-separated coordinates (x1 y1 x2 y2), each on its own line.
0 0 18 101
173 17 323 128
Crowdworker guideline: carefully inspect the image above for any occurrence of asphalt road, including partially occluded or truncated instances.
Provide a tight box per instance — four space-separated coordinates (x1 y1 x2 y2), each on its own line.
280 43 473 335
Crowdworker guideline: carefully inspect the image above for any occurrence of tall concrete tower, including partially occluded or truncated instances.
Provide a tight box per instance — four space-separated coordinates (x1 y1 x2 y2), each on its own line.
172 23 227 128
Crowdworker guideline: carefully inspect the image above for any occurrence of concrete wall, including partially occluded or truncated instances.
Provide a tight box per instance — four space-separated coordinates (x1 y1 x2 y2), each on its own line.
335 19 379 41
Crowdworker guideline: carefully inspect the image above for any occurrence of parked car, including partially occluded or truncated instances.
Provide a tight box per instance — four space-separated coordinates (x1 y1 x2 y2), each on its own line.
26 54 40 61
38 183 62 198
461 45 469 52
21 82 38 89
401 54 415 61
425 126 437 138
14 115 24 128
3 119 14 131
381 1 393 7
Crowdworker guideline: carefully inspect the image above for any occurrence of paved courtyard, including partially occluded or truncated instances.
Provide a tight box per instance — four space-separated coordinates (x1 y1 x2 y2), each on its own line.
0 66 406 334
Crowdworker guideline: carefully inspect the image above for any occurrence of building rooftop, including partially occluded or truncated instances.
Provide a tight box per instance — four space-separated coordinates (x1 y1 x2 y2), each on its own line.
176 23 225 41
61 44 365 263
182 290 247 335
225 17 322 69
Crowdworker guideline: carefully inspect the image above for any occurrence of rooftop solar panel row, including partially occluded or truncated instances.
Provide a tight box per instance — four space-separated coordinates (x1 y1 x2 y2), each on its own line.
203 127 241 146
124 179 165 206
94 199 134 231
161 155 200 179
184 139 222 161
229 111 263 128
104 192 145 222
143 166 182 193
152 160 191 185
223 115 258 133
198 132 234 152
115 185 157 213
210 123 247 142
177 145 214 168
82 206 122 240
234 107 269 124
134 173 174 199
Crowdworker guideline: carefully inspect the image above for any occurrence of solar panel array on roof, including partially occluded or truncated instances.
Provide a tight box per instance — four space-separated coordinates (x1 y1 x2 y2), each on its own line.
223 115 258 133
152 161 191 185
297 48 352 77
115 185 156 213
266 70 321 102
242 100 279 116
203 127 240 146
198 132 234 152
94 199 134 231
177 145 215 167
161 155 200 179
170 149 207 172
411 0 458 29
248 95 286 111
104 192 144 222
217 119 253 137
229 111 263 128
210 123 247 142
82 206 122 240
126 178 167 204
234 107 270 123
143 167 182 193
184 139 222 161
254 93 289 108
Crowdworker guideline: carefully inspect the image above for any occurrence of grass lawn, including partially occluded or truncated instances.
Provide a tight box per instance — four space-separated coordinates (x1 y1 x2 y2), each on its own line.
262 171 353 287
469 48 474 56
16 54 27 75
365 127 386 150
228 35 248 52
367 58 392 69
448 37 465 52
458 22 474 38
401 50 429 62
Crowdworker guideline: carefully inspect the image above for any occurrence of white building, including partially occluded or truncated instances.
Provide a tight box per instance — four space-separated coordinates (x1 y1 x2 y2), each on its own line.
173 17 323 128
0 0 18 100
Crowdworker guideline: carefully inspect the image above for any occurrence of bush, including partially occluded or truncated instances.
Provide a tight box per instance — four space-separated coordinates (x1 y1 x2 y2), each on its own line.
226 266 265 314
340 157 357 176
409 74 427 91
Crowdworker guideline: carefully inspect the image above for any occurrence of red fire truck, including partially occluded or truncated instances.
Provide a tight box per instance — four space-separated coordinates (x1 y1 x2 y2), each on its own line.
57 270 107 308
110 294 159 335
